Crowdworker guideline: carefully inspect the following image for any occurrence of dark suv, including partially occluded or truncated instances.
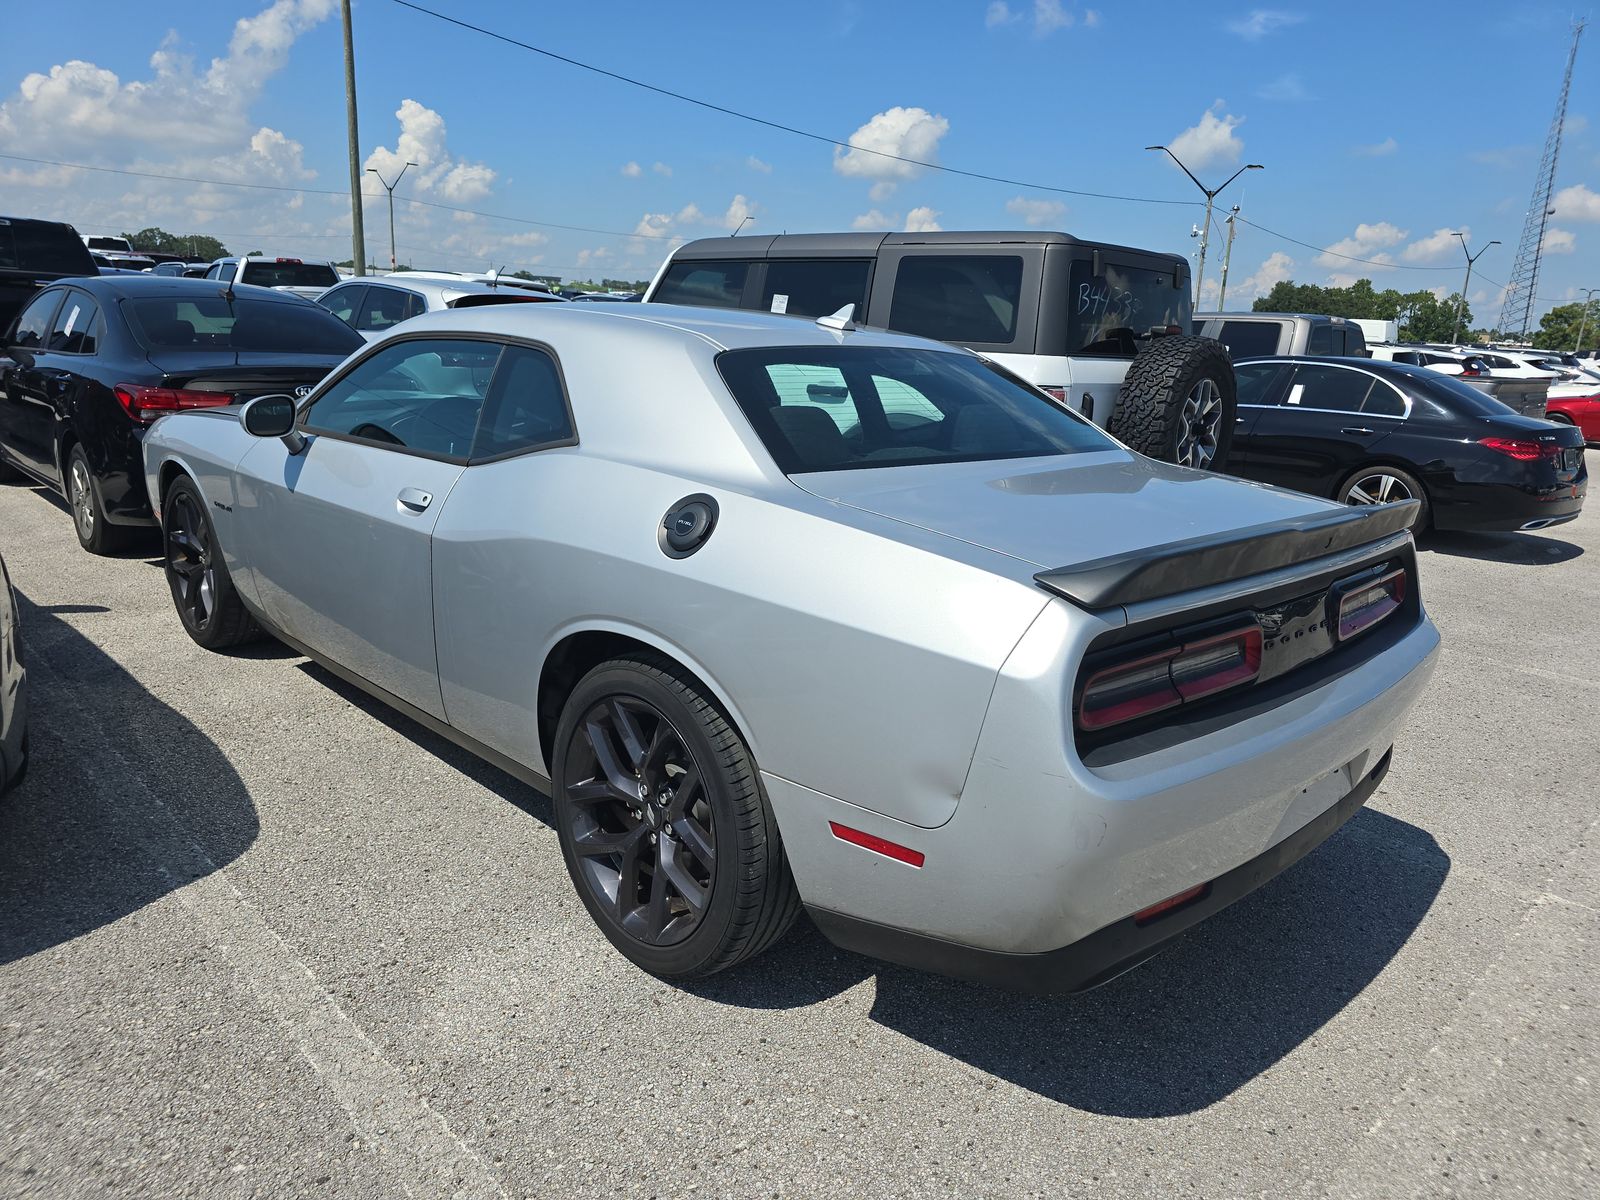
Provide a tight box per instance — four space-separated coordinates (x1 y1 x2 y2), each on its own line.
0 216 98 334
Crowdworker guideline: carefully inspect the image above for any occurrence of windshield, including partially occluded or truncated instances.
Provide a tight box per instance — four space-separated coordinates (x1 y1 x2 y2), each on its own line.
125 295 363 355
717 345 1116 474
240 260 340 289
1066 259 1189 357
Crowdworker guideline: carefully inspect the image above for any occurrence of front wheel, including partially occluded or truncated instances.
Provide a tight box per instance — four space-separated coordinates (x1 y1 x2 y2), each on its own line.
162 476 261 650
1336 464 1430 532
552 655 800 980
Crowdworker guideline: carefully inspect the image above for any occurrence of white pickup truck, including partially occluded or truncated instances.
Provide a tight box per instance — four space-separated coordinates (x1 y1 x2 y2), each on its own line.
202 256 341 301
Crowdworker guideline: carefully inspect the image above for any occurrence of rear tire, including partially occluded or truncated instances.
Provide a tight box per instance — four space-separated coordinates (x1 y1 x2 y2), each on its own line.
66 444 129 555
1108 336 1236 471
552 654 801 980
162 476 261 650
1335 464 1430 532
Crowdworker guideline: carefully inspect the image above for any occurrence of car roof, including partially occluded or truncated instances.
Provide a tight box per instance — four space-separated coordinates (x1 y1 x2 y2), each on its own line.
392 299 963 353
1233 354 1445 384
55 274 316 303
1197 311 1352 323
345 275 560 304
668 230 1186 265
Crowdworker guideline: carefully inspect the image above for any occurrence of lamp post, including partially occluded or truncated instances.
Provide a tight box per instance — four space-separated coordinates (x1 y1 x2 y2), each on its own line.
1146 146 1262 306
1575 287 1600 352
365 161 417 272
1451 233 1499 344
1217 206 1241 312
340 0 366 276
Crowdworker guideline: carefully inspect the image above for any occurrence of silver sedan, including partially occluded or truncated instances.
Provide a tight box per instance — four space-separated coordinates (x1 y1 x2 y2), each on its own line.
140 303 1440 990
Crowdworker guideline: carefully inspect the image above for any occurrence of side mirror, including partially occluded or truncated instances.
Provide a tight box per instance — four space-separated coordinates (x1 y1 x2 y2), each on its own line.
240 394 306 455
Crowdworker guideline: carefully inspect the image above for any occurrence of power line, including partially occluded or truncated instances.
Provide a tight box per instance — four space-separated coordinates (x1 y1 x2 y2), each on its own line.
387 0 1199 209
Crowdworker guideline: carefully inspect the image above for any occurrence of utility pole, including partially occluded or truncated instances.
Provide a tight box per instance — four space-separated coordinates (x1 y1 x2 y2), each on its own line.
1217 206 1241 311
366 162 417 273
1452 232 1500 344
1147 146 1262 306
341 0 367 276
1575 287 1600 351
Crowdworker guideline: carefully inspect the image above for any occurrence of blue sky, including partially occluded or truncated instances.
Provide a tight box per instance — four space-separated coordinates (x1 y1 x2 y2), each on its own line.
2 1 1595 322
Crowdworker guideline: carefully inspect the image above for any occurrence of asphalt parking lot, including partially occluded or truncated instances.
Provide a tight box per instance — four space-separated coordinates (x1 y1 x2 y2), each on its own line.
0 478 1595 1200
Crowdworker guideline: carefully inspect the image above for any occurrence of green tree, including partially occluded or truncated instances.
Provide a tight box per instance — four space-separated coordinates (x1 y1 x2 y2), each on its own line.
121 227 228 260
1532 300 1600 351
1255 278 1472 342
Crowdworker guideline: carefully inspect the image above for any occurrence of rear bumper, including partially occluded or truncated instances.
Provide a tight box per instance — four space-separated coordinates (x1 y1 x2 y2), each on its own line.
1433 477 1586 532
808 748 1390 993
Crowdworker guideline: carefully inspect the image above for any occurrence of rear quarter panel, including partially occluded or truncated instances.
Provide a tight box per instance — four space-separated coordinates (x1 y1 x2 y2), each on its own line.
142 409 259 594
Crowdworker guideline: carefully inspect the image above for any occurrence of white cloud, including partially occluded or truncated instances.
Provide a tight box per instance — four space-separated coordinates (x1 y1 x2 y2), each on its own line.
674 203 706 226
1257 73 1308 101
634 212 675 238
1326 272 1365 288
851 209 896 231
631 195 758 239
1552 183 1600 221
987 1 1082 36
1315 221 1407 268
1032 0 1073 36
904 206 942 233
575 247 613 267
1166 102 1244 172
721 194 757 231
652 161 672 177
246 126 313 180
1353 137 1398 157
985 2 1018 28
1084 9 1102 27
1006 195 1067 226
1401 226 1463 264
1542 227 1576 255
746 155 772 174
1226 9 1305 39
834 106 950 199
1234 250 1296 301
621 161 642 178
364 99 497 203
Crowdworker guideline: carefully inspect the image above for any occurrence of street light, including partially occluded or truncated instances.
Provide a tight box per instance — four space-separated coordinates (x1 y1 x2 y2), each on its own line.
1451 232 1500 344
1146 146 1262 306
1575 287 1600 352
365 160 417 272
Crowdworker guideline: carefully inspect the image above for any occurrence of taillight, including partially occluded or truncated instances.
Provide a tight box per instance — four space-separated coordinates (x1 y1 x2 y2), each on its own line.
114 383 236 423
1332 566 1407 642
1478 436 1562 461
1078 620 1262 732
1041 386 1068 402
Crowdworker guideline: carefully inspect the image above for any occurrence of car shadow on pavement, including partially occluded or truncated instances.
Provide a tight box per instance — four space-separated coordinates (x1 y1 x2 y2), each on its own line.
691 808 1449 1118
1422 530 1583 565
0 593 260 966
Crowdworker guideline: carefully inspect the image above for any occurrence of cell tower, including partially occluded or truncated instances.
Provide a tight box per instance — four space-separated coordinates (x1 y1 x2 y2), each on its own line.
1498 20 1585 340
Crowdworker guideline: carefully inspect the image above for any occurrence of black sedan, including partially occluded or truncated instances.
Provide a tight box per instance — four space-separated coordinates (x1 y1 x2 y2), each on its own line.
0 275 362 553
1229 356 1587 533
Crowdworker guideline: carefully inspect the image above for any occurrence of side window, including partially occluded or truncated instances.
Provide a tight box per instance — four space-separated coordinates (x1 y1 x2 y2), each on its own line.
1216 321 1282 358
760 259 871 319
1362 380 1407 418
1234 363 1286 406
318 285 365 324
887 255 1023 345
47 292 100 354
653 260 752 309
406 292 428 320
1393 351 1419 365
871 375 944 427
1286 364 1372 413
471 345 573 458
1345 327 1367 356
355 286 414 333
8 290 64 349
205 263 224 280
1307 323 1334 355
304 338 501 459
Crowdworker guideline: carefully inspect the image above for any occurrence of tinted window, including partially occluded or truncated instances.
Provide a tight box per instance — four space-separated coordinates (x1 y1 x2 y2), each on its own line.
1066 260 1188 357
1234 362 1286 405
1345 326 1367 356
125 296 362 355
1363 380 1407 418
305 338 500 459
1307 324 1334 355
8 290 63 349
205 263 227 280
318 284 365 324
889 256 1022 345
653 260 751 308
1287 364 1372 412
1216 321 1281 358
0 222 96 275
239 260 340 289
760 259 871 319
47 292 100 354
472 345 573 458
1415 372 1517 418
717 345 1114 473
355 286 416 333
1391 351 1420 365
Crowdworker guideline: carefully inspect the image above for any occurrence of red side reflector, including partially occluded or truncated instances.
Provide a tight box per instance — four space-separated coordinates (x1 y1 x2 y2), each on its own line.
114 383 236 423
828 821 925 867
1133 882 1210 925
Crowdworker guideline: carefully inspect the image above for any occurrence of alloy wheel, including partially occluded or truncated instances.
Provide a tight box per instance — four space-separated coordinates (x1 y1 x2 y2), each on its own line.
1176 378 1223 469
1345 472 1412 506
165 492 216 629
562 696 716 947
69 459 95 540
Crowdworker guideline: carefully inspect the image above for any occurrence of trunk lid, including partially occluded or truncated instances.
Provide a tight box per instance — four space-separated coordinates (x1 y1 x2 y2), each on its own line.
147 350 345 399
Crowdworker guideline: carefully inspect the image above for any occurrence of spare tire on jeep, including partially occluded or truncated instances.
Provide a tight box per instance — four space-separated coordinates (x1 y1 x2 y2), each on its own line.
1107 336 1236 471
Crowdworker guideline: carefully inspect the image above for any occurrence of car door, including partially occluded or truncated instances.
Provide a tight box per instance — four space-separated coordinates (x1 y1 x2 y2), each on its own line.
38 288 104 486
353 285 422 340
0 288 66 481
1226 361 1291 467
1233 362 1395 496
232 335 503 719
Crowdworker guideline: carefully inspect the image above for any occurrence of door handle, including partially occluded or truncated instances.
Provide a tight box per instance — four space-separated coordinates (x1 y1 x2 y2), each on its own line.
1341 426 1375 436
397 487 433 513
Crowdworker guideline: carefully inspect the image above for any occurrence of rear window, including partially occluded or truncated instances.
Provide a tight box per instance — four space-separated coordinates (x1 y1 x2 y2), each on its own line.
448 293 550 309
239 260 340 289
1066 259 1188 357
125 296 363 355
717 345 1114 474
0 220 97 276
888 256 1023 345
653 260 751 308
1415 372 1518 418
1215 320 1282 358
1308 324 1334 355
760 259 871 319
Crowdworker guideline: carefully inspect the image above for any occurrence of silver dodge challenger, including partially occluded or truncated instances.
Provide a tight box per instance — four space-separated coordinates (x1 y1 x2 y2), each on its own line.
142 302 1440 991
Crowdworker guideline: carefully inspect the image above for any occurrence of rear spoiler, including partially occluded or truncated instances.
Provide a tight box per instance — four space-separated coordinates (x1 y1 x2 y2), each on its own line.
1034 500 1419 609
